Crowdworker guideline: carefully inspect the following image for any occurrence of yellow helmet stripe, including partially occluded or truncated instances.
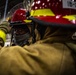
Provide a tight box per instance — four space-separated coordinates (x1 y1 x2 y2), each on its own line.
30 9 55 16
24 20 32 23
24 9 55 23
63 15 76 20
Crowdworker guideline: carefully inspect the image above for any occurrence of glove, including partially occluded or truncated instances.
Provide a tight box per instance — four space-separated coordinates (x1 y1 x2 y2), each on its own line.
0 21 10 46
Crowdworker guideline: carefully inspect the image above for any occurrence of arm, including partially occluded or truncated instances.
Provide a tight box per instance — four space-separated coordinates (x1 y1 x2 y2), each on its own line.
0 21 10 47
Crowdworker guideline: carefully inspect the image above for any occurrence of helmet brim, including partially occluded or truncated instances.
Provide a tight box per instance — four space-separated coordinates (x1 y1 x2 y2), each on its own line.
29 16 76 29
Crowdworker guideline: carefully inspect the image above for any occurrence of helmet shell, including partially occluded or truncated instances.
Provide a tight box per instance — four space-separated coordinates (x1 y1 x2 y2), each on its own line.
31 0 76 15
30 0 76 24
11 8 26 22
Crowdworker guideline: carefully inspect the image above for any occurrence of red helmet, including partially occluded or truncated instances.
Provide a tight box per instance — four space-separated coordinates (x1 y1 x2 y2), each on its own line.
31 0 76 15
29 0 76 25
11 8 27 23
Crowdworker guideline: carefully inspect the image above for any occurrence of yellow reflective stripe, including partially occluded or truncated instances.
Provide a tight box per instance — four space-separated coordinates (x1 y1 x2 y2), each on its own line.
30 9 55 16
0 30 6 42
24 20 32 23
63 15 76 20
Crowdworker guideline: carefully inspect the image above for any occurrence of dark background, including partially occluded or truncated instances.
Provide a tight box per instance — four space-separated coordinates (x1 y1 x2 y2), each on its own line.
0 0 23 19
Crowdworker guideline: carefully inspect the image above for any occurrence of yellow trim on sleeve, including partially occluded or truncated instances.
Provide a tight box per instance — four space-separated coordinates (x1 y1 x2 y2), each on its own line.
0 30 6 42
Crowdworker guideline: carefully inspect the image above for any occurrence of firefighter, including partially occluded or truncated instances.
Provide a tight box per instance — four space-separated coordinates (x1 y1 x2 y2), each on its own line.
0 0 76 75
10 8 31 46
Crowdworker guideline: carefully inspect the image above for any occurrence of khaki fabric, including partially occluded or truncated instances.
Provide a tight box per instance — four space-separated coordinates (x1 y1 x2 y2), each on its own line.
0 22 76 75
0 38 76 75
0 21 10 33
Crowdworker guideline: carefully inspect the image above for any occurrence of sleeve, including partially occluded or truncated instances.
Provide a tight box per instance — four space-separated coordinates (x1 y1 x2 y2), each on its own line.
0 21 10 46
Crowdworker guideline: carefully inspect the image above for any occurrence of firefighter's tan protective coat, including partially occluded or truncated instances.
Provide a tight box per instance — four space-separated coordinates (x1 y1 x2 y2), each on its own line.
0 27 76 75
0 39 76 75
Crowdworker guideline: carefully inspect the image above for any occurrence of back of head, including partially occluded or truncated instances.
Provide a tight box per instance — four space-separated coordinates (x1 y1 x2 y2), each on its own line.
26 0 76 42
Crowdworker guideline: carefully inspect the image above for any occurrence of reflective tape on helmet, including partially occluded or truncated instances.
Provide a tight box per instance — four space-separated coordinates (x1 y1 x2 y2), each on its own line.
30 9 55 16
0 30 6 42
24 20 32 23
63 15 76 20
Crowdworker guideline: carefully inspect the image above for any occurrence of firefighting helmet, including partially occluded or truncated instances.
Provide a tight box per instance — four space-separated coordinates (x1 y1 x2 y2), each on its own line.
24 0 76 43
11 8 27 22
27 0 76 26
10 8 31 46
